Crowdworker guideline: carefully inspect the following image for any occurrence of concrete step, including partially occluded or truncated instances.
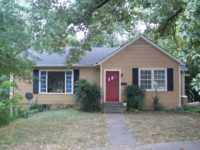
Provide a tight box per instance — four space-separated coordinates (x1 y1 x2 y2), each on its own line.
102 103 126 113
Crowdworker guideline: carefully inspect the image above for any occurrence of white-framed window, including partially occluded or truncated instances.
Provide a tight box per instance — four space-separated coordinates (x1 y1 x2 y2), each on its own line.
40 71 47 93
39 70 73 94
139 68 166 91
140 70 152 90
153 70 166 90
65 71 73 94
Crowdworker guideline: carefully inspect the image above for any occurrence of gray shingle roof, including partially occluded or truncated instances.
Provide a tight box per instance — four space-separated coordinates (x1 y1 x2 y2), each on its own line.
31 47 117 67
29 35 184 67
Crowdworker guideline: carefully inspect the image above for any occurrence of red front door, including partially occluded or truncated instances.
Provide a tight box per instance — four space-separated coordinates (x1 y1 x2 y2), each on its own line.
106 71 119 102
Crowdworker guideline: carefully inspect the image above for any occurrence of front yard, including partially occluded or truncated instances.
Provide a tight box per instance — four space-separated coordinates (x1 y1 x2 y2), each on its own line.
0 108 200 150
0 109 107 150
125 112 200 145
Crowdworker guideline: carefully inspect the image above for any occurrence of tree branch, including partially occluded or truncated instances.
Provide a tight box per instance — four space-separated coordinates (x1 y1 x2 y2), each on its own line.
91 0 112 13
158 8 183 34
72 0 112 25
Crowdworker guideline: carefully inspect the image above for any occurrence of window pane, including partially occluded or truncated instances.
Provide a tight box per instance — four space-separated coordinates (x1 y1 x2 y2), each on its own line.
141 70 151 79
40 71 47 92
141 80 152 89
154 80 165 90
66 71 72 93
154 70 165 80
153 70 165 90
140 70 152 90
48 72 65 93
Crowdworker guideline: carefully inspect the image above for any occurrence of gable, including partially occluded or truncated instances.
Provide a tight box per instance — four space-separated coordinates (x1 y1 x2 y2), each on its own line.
98 36 182 65
101 37 180 68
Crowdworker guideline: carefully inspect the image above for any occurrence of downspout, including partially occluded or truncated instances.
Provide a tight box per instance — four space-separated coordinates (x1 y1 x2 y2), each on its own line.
178 65 182 107
9 73 14 118
100 63 103 104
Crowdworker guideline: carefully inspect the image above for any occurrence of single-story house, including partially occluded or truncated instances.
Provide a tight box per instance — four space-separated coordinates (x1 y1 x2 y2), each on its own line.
15 35 187 109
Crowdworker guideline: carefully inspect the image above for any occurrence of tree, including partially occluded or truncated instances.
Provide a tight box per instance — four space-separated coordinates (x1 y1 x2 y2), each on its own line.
0 0 32 76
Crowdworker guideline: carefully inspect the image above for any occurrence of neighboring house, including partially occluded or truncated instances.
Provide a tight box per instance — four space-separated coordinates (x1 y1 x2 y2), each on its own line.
15 35 187 109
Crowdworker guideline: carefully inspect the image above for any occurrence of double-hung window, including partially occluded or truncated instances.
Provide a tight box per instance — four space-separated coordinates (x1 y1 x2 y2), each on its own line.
153 70 165 90
139 69 166 91
39 70 73 94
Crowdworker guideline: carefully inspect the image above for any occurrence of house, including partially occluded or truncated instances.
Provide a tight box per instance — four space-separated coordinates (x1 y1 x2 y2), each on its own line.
15 35 187 109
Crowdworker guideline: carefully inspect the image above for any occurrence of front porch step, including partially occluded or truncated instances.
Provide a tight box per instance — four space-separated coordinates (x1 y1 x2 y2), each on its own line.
102 103 126 113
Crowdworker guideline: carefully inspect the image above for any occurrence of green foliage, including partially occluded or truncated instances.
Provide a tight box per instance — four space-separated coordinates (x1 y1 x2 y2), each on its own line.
125 85 144 111
0 78 24 126
169 106 200 113
0 100 10 126
0 95 22 126
0 0 32 76
191 73 200 95
183 106 200 113
184 50 200 101
30 104 50 112
0 76 11 99
153 95 164 111
75 80 101 112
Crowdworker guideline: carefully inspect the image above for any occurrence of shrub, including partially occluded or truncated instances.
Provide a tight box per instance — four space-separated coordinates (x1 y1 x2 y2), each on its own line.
153 95 163 111
0 100 10 126
30 104 50 112
0 96 21 126
0 78 23 126
125 85 144 111
0 76 10 99
17 107 29 118
75 80 101 112
183 106 200 113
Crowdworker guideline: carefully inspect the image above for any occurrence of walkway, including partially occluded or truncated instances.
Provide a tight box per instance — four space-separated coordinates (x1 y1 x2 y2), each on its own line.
106 114 136 146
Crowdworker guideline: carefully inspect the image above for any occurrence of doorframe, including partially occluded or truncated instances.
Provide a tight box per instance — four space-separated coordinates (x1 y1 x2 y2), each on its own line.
104 69 121 103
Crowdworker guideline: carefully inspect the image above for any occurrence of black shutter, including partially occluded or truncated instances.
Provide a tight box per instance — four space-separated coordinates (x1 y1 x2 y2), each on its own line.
167 68 174 91
74 69 79 85
33 69 39 94
132 68 139 87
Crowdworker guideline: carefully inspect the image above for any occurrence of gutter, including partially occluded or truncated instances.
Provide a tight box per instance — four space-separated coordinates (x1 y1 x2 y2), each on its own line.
33 64 99 68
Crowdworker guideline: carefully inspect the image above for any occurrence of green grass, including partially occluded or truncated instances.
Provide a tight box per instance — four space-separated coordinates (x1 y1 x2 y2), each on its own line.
183 106 200 113
0 109 106 150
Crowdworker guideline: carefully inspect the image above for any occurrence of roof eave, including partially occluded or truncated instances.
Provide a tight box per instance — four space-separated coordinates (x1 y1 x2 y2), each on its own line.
34 64 99 68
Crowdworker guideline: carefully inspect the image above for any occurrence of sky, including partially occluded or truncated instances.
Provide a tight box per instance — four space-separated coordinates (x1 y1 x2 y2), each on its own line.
76 21 147 41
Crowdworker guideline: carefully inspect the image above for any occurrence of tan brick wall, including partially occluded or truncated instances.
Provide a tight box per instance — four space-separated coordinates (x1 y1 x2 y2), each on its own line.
79 67 100 85
101 38 180 109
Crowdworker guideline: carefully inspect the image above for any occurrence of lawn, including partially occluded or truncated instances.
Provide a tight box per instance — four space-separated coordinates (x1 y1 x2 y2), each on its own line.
125 112 200 146
0 109 107 150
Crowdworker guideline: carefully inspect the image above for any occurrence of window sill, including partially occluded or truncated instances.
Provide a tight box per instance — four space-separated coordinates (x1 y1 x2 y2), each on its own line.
145 89 167 92
39 93 74 95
